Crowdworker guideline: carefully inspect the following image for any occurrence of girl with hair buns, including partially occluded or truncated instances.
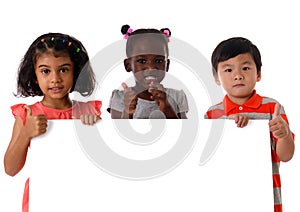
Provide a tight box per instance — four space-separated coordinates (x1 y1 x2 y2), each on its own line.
108 25 189 119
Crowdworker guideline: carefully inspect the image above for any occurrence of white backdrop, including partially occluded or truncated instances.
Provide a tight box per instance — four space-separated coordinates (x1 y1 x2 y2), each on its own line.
0 0 299 211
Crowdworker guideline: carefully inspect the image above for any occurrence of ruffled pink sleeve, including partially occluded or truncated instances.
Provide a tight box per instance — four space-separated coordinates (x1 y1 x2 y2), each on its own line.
92 100 102 116
72 100 102 118
11 103 27 125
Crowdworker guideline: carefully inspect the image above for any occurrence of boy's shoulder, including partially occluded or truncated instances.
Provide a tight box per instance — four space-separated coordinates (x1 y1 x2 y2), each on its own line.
206 92 280 111
259 95 279 104
204 92 282 118
206 101 224 112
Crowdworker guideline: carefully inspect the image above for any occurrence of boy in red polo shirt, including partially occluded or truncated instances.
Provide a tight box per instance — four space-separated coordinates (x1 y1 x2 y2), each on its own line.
205 37 295 212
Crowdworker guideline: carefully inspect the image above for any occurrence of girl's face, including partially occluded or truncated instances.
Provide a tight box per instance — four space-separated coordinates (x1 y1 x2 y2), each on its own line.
35 53 74 106
124 36 169 89
214 53 261 105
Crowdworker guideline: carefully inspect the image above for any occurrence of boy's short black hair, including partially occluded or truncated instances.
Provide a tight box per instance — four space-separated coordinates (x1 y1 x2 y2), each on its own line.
211 37 262 76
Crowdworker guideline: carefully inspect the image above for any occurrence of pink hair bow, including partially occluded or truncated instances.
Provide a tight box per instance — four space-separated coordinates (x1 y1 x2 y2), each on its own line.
124 28 133 39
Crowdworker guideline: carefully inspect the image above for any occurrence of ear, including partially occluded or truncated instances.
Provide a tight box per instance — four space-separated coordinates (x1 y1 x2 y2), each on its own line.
214 74 221 85
256 72 261 82
124 58 132 72
165 59 170 72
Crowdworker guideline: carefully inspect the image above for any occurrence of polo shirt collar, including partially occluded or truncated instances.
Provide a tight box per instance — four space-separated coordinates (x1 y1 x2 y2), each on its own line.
223 90 262 114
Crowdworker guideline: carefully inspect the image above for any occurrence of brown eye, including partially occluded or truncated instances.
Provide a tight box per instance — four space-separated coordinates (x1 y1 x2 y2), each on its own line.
137 59 146 64
155 59 164 63
59 68 68 73
41 69 50 74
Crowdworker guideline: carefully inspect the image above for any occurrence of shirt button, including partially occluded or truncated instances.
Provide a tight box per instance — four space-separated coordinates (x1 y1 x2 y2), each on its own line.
239 106 243 110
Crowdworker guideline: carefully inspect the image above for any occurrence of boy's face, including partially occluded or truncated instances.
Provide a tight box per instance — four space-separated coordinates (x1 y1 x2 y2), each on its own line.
124 36 169 89
214 53 261 104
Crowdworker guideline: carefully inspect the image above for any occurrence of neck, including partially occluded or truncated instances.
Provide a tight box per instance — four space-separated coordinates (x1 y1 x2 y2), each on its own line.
228 90 255 105
41 96 73 110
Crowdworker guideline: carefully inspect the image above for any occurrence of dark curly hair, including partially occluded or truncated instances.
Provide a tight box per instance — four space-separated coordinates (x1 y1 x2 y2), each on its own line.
16 32 95 97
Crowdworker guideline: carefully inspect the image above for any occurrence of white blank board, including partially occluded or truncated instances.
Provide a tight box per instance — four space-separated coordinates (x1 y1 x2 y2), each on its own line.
29 120 274 212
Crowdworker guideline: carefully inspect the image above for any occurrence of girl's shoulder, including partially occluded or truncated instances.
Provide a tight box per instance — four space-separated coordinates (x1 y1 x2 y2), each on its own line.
10 102 42 124
165 88 187 100
165 88 185 94
11 102 41 118
109 89 125 103
11 100 102 120
110 89 124 97
73 100 102 116
74 100 102 108
11 103 26 118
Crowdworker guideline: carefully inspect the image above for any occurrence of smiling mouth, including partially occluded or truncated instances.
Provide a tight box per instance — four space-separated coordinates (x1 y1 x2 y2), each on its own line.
144 76 157 82
49 87 63 92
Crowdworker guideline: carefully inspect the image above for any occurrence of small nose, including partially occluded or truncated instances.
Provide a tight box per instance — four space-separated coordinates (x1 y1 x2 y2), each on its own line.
234 71 244 81
50 71 62 83
143 61 156 70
